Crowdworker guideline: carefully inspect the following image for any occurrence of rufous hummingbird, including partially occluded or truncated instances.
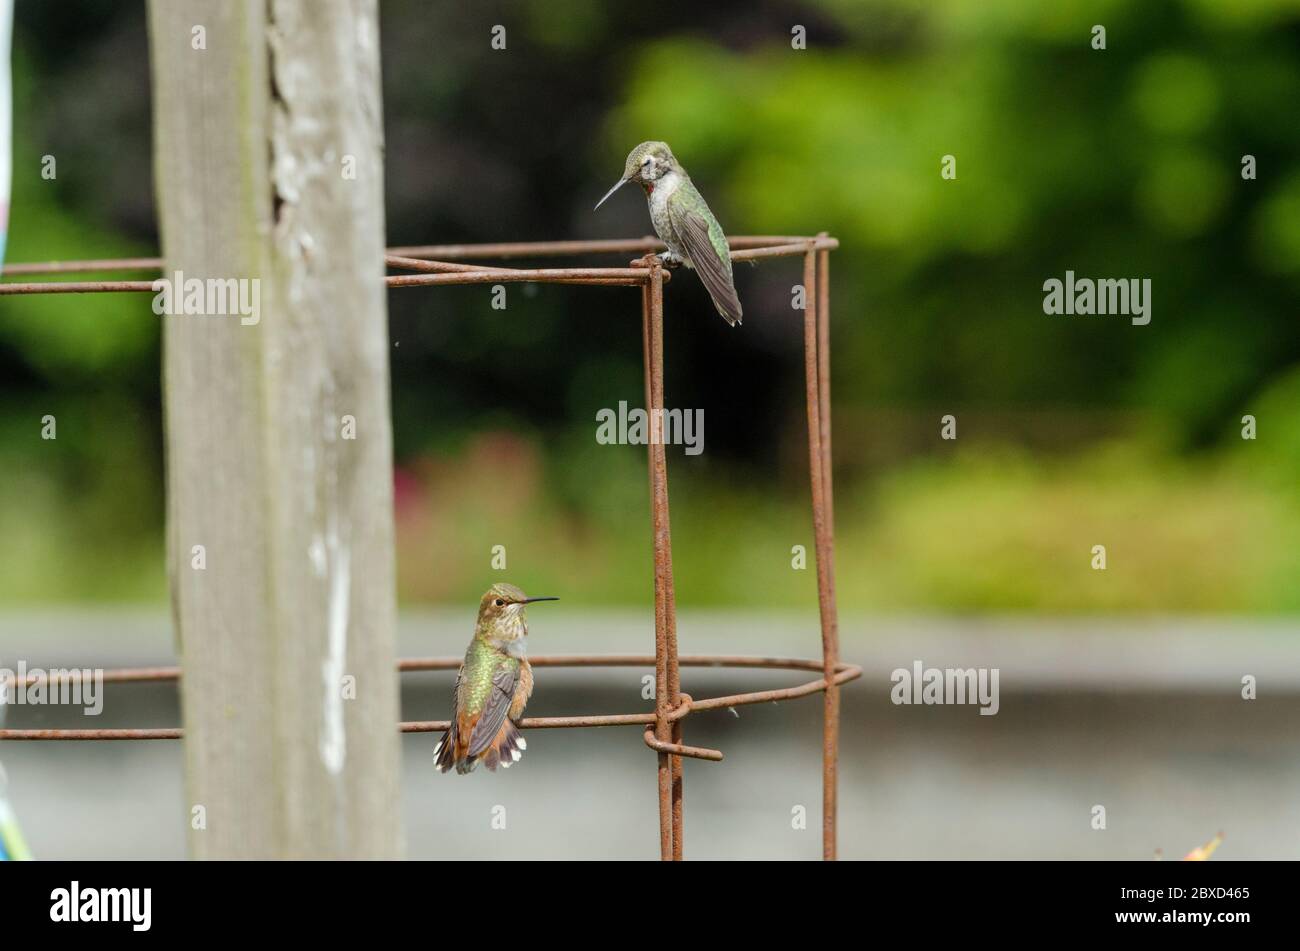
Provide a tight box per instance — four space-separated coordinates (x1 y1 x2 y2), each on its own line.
434 583 557 774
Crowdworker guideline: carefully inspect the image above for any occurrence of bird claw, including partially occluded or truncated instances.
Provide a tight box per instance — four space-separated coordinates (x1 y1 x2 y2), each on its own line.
629 251 681 270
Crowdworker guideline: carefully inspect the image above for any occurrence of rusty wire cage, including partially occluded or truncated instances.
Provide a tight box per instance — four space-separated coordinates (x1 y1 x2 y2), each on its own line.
0 235 857 860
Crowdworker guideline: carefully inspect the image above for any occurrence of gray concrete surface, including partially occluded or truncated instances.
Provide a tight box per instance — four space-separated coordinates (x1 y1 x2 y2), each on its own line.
1 610 1296 859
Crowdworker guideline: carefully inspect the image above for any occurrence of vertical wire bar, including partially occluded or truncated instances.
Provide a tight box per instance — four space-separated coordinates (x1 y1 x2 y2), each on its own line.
815 245 841 860
816 238 836 535
802 247 838 860
642 276 673 862
650 263 685 861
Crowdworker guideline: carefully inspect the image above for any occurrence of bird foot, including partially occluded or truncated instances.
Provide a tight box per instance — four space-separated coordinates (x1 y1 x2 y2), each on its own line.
629 251 682 270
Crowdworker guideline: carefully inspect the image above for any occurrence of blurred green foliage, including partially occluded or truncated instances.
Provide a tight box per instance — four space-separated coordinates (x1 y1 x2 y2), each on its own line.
1 0 1297 612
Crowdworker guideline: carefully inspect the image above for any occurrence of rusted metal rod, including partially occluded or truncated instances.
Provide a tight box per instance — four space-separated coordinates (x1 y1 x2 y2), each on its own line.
637 279 669 857
644 727 723 762
816 242 842 861
1 238 839 281
800 246 842 860
387 236 835 261
0 280 159 295
0 728 184 741
0 653 856 689
642 256 679 860
662 301 688 858
387 268 657 287
0 272 658 294
386 252 675 289
651 257 688 859
817 239 836 533
0 257 164 275
730 239 839 263
4 665 183 686
387 253 614 279
0 662 863 743
385 254 504 273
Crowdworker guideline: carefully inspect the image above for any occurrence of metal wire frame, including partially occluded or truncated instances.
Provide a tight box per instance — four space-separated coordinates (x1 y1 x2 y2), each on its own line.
0 654 862 736
0 235 849 860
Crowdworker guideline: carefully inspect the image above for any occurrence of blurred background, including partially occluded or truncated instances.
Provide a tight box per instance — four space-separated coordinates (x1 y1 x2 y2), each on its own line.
1 0 1298 859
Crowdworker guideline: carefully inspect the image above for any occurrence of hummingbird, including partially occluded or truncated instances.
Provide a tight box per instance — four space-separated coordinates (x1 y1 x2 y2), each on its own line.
433 583 558 774
594 141 743 326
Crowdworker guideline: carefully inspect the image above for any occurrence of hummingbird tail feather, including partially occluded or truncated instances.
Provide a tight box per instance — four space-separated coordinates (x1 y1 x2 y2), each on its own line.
433 726 458 773
482 719 526 772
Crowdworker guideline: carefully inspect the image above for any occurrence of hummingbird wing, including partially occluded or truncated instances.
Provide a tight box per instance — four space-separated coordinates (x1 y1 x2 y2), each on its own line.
467 663 519 758
668 195 743 326
434 665 467 773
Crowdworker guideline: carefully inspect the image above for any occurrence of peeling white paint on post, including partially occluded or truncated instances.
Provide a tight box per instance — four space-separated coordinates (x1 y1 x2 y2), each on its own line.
320 528 350 776
148 0 401 859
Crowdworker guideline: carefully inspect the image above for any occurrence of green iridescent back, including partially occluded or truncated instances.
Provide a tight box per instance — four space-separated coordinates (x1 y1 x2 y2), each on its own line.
461 638 519 716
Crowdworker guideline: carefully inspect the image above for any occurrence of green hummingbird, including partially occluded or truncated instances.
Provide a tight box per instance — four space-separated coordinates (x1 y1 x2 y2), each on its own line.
595 140 743 326
434 583 558 774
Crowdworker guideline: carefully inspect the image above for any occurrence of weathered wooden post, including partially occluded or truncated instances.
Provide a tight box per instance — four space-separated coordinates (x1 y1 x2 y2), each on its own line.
147 0 401 858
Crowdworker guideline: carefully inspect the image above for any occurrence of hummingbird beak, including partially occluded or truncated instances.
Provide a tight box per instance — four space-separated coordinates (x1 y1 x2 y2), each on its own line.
593 177 629 211
521 596 559 604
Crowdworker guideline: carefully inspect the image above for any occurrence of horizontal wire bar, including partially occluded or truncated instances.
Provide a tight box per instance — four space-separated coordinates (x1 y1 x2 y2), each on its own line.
386 268 659 287
0 257 164 275
0 653 850 688
384 254 505 273
384 253 671 287
0 273 655 294
386 236 832 260
0 657 863 741
0 280 159 294
730 239 840 262
0 237 835 276
0 728 182 741
0 237 838 294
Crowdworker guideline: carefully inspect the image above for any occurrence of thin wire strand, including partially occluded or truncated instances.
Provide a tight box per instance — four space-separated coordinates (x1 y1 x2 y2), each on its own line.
0 657 863 744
